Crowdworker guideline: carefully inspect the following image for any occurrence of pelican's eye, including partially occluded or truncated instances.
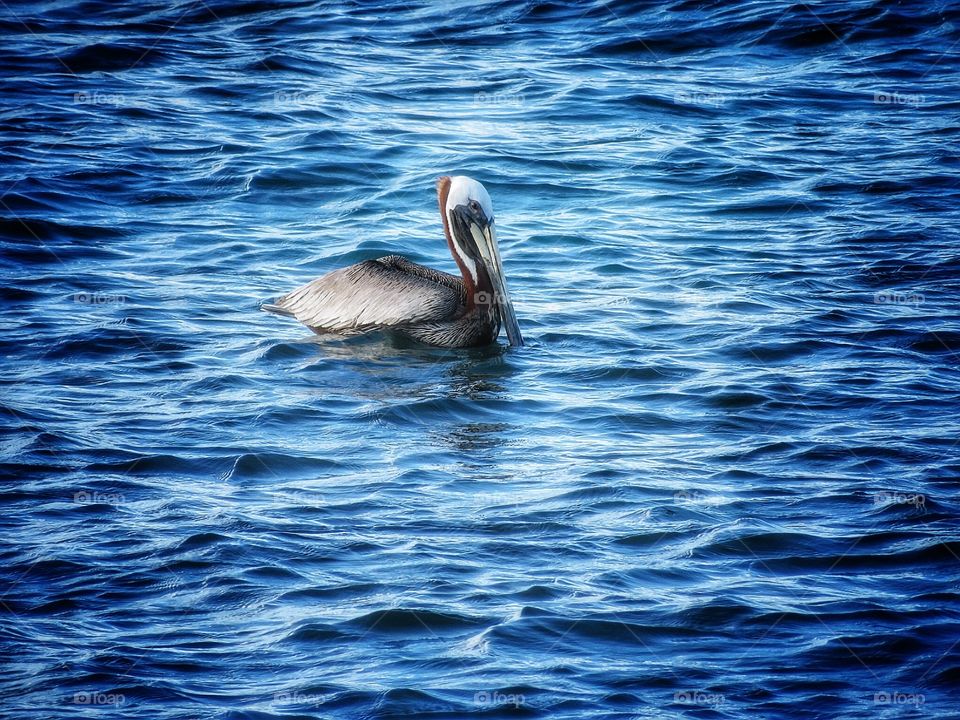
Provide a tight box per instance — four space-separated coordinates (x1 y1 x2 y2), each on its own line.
469 200 481 213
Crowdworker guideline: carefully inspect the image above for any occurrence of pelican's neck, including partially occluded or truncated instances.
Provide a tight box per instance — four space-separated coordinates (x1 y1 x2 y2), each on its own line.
437 176 493 309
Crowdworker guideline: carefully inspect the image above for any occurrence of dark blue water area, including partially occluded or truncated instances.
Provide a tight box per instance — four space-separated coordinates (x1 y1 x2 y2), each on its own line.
2 0 960 718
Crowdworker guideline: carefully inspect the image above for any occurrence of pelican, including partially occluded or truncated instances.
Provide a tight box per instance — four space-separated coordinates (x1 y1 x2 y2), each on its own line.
262 175 523 348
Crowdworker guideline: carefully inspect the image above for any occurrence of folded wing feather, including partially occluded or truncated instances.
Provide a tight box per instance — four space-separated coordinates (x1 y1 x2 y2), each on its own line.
268 256 464 334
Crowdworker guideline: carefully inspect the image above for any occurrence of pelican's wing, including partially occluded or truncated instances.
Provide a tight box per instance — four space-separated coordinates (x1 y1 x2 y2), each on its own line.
264 255 464 333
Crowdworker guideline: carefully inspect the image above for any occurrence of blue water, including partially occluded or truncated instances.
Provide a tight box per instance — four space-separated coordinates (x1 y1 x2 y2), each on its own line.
3 1 960 718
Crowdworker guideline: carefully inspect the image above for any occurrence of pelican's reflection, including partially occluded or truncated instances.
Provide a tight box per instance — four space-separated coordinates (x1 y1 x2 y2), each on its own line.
436 421 511 454
293 333 518 459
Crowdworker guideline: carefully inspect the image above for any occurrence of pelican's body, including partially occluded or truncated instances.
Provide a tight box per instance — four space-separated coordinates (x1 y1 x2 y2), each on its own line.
262 175 523 348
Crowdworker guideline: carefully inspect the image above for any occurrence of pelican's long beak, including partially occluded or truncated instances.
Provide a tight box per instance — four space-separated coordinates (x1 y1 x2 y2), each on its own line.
471 220 524 347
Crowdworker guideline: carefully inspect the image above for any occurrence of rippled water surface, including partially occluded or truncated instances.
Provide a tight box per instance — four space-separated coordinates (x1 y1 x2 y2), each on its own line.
3 1 960 718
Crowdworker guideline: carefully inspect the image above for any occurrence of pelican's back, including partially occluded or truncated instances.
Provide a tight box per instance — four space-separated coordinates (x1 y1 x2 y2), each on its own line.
262 255 464 335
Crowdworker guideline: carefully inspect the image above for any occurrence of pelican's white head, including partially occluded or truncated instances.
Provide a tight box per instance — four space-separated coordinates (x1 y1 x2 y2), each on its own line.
444 175 494 221
436 175 523 347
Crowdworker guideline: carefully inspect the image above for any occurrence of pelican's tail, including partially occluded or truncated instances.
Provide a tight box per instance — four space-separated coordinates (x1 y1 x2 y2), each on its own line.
260 300 295 318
